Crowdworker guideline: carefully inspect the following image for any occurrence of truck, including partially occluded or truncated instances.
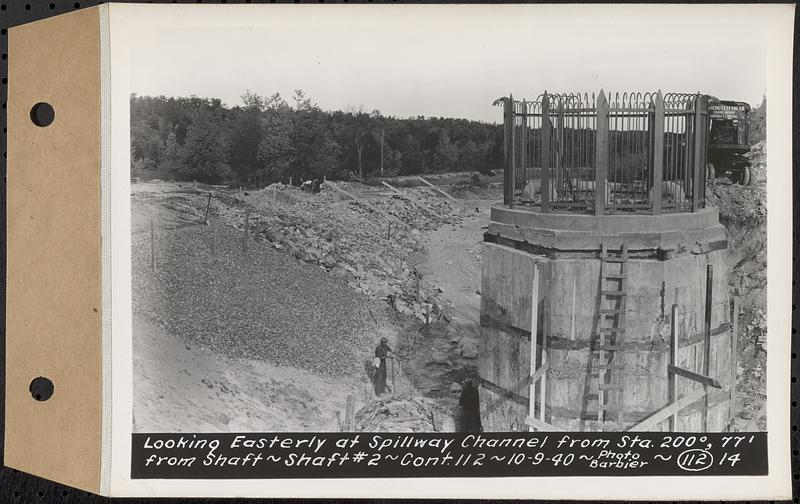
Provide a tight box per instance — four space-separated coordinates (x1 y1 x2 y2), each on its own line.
706 97 752 185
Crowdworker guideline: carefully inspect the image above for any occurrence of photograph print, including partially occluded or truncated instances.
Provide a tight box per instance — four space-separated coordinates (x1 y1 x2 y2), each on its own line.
128 4 774 437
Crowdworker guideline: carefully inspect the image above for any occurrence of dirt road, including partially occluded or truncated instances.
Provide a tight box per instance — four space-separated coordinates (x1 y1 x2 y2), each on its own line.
418 201 491 331
388 200 492 411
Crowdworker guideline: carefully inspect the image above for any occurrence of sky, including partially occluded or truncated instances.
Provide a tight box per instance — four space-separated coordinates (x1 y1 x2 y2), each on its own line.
126 4 779 124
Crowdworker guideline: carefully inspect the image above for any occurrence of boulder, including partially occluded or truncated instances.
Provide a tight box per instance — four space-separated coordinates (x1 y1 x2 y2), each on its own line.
459 339 479 359
431 351 449 364
373 284 394 299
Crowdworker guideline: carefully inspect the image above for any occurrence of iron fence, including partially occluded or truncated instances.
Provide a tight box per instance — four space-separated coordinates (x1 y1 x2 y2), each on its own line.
497 90 708 214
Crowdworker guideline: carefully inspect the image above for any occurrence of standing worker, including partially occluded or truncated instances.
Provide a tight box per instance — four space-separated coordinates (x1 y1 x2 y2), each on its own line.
373 337 393 396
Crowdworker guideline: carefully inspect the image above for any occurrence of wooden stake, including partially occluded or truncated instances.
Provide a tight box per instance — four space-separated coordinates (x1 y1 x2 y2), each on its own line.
540 295 549 423
242 210 250 254
570 278 576 340
669 304 679 431
150 219 156 272
425 304 431 337
391 357 395 394
702 264 713 432
528 262 539 430
730 296 740 430
345 395 353 433
349 394 356 431
203 192 213 224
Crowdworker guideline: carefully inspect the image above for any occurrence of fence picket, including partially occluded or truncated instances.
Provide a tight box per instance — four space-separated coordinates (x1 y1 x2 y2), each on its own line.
504 94 515 207
541 92 551 213
692 94 707 212
594 90 609 216
652 90 665 214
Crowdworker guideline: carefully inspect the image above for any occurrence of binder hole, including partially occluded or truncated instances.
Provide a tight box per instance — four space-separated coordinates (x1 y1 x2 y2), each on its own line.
30 102 55 127
29 376 54 401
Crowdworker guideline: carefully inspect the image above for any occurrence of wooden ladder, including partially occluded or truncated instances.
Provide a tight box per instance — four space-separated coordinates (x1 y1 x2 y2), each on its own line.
595 243 628 424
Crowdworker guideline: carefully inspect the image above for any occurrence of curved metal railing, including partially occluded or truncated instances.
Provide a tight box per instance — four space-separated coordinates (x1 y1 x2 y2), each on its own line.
497 90 708 214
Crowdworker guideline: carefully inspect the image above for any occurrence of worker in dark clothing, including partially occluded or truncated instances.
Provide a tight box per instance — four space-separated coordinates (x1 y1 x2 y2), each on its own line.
374 337 393 396
459 377 482 432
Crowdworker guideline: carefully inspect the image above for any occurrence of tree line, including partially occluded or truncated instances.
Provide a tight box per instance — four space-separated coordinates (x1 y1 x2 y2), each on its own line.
130 90 503 185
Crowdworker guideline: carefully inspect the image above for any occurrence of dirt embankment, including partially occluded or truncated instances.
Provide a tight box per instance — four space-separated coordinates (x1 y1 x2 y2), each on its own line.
707 141 767 310
132 180 495 432
134 317 359 432
705 141 767 430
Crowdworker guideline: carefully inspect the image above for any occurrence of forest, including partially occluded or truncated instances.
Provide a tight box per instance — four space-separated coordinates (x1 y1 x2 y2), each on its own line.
130 91 504 185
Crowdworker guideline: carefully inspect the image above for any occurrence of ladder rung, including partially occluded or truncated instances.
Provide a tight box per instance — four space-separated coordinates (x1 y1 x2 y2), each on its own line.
598 384 624 391
596 404 619 411
600 327 625 333
604 273 627 279
604 257 627 263
600 309 622 314
595 345 624 351
602 290 626 296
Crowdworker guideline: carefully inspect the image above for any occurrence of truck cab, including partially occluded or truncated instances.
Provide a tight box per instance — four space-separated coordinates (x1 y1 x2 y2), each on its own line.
706 98 752 185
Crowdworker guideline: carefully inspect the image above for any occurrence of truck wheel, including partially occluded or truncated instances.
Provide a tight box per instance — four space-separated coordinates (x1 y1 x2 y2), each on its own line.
741 166 752 186
706 163 715 181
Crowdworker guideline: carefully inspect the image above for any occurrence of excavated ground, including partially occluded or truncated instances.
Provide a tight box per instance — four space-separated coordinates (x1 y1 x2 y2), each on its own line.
131 177 497 432
706 140 768 430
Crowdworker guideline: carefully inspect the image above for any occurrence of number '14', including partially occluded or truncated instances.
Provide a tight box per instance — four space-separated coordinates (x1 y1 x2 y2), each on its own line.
719 453 741 467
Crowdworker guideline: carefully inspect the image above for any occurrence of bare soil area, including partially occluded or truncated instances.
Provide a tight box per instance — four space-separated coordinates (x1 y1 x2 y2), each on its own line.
133 317 360 432
131 179 495 432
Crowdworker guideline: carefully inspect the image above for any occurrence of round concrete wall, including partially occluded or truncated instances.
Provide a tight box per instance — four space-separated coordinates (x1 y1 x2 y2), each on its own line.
479 207 732 432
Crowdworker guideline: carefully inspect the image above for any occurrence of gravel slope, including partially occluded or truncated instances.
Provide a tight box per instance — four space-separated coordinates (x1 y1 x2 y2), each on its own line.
132 222 374 376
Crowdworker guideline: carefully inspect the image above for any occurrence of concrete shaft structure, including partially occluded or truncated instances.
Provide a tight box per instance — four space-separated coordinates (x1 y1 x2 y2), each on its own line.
479 206 732 432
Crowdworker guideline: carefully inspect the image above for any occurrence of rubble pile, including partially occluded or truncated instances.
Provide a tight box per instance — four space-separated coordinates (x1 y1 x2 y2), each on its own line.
354 394 456 432
706 141 768 431
706 142 767 309
214 184 466 323
745 141 767 186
